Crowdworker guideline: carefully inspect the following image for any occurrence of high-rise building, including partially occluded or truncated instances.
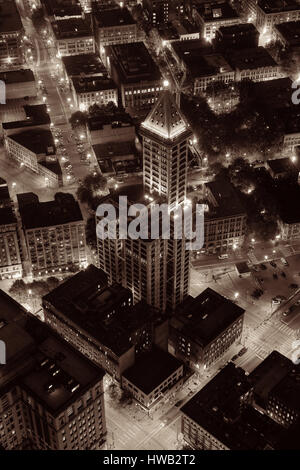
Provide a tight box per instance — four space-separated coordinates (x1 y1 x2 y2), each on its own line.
0 179 22 280
0 289 107 450
140 91 193 311
17 192 87 277
97 91 193 312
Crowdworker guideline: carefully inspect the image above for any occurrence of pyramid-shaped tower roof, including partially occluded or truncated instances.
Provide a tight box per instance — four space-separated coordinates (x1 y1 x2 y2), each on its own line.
141 91 191 141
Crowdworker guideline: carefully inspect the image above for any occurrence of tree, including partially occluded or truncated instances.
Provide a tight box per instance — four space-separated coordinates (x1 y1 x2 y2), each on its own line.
69 111 87 128
9 279 27 301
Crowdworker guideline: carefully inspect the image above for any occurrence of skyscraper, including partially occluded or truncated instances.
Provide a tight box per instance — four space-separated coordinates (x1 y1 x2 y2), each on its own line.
97 91 193 311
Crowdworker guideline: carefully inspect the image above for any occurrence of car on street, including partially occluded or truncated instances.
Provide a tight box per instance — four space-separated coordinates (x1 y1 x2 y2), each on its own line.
281 258 289 266
270 261 277 268
260 264 267 270
281 271 286 278
238 347 247 357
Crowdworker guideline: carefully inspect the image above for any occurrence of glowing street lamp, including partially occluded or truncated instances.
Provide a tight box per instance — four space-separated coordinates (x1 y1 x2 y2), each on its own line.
163 79 169 88
234 292 239 299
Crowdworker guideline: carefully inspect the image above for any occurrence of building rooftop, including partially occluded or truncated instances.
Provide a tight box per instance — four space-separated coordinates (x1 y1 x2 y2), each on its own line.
275 21 300 46
0 289 105 410
196 2 239 21
72 75 116 93
62 53 107 77
51 18 92 39
218 23 258 35
95 7 135 28
39 160 62 177
123 347 183 395
43 266 165 357
2 104 51 130
87 111 133 131
0 69 35 85
0 0 23 34
17 192 83 229
181 363 284 449
10 129 56 155
204 178 246 219
227 47 277 70
20 334 103 414
173 288 245 347
42 0 82 18
141 90 191 142
251 78 293 112
267 157 298 176
93 141 135 160
249 351 297 408
106 42 161 84
258 0 300 14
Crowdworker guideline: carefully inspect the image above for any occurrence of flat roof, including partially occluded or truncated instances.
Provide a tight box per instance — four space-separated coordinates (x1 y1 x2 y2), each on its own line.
0 69 35 85
173 288 245 347
218 23 258 35
39 160 62 176
87 111 133 131
249 351 294 405
123 347 183 395
107 42 161 84
93 141 135 160
275 21 300 46
72 75 116 93
258 0 300 13
17 192 83 229
21 334 103 414
2 104 51 130
42 0 82 18
0 288 27 324
196 2 239 21
228 47 277 70
181 363 284 449
251 78 293 111
204 178 246 219
0 0 23 34
51 18 92 39
267 157 297 174
95 7 135 28
10 129 56 155
62 53 106 77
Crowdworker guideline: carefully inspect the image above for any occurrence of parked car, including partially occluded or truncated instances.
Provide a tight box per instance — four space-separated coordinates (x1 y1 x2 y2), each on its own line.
281 257 289 266
281 271 286 278
273 273 278 280
260 264 267 270
270 261 277 268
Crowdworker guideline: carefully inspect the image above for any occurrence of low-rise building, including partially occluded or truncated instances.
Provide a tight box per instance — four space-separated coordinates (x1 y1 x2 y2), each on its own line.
227 46 279 82
87 111 135 145
0 70 37 100
214 23 259 51
17 192 87 277
61 53 107 81
0 289 107 450
0 0 24 67
274 20 300 49
180 362 285 450
198 179 247 255
94 7 137 50
0 179 22 280
169 288 245 373
105 42 163 113
71 76 118 111
249 351 300 428
51 18 95 56
92 141 139 175
256 0 300 35
42 0 83 21
193 2 240 41
122 347 183 412
43 266 168 380
5 129 62 187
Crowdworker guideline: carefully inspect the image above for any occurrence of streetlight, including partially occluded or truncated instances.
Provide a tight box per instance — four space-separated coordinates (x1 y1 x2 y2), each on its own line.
234 292 239 299
264 255 268 260
163 79 169 88
12 182 16 188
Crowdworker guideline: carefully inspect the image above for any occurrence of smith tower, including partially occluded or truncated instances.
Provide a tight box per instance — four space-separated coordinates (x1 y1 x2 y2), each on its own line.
140 91 193 310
